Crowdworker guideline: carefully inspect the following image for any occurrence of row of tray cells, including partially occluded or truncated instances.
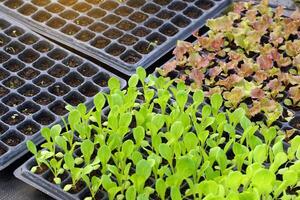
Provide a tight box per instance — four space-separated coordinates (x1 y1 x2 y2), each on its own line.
1 0 217 63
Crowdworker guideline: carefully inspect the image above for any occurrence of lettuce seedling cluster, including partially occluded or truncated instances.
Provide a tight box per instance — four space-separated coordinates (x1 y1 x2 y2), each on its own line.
23 67 300 200
158 0 300 133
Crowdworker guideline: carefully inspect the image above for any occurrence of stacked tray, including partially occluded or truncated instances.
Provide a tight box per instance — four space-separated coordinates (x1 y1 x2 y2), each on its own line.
0 14 126 170
0 0 231 74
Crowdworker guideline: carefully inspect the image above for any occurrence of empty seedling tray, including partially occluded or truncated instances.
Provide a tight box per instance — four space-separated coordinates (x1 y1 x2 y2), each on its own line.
0 14 126 170
0 0 231 75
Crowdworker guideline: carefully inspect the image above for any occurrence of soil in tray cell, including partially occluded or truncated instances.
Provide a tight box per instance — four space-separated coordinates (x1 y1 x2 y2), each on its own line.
18 101 41 116
17 121 40 135
64 92 85 106
156 10 175 20
0 34 11 47
0 123 8 135
4 41 25 55
33 57 55 70
114 6 133 16
100 1 119 10
46 17 67 29
105 43 126 56
48 48 68 61
142 3 160 14
31 0 51 6
18 4 38 16
132 27 151 37
183 6 203 19
0 51 10 63
18 49 40 63
48 83 70 96
60 10 80 20
3 59 25 72
18 84 40 97
78 63 98 77
171 15 191 28
72 2 92 13
0 86 9 98
48 64 70 78
79 82 99 97
118 34 138 46
93 72 110 87
120 50 142 64
18 67 40 80
195 0 215 10
117 20 136 31
4 26 25 37
63 56 83 68
4 0 24 9
145 18 163 29
33 110 55 125
0 68 10 81
129 12 148 23
74 16 94 27
159 23 179 37
0 144 8 156
61 24 81 37
87 8 106 19
33 75 55 87
290 116 300 130
2 93 25 107
45 3 65 13
2 112 25 126
75 30 96 42
153 0 171 6
91 36 111 49
88 22 108 33
168 1 188 11
49 101 68 116
19 33 39 45
133 41 154 54
63 72 84 87
32 10 52 23
126 0 146 8
2 131 24 146
33 92 55 106
3 76 25 89
33 41 54 53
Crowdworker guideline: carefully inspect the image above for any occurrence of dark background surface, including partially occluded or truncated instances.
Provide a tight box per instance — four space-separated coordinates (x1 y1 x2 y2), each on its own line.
0 0 297 200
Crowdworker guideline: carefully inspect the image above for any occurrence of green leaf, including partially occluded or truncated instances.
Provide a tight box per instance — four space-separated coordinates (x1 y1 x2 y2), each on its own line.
252 168 275 194
136 159 152 179
122 140 134 158
193 90 204 105
50 124 62 139
94 93 106 112
128 74 139 88
170 121 184 140
81 140 94 164
171 186 182 200
63 184 73 192
156 178 166 200
126 186 136 200
108 77 120 92
176 156 195 178
226 171 243 190
202 105 211 119
133 126 145 145
211 93 223 115
253 144 267 164
98 145 111 166
183 132 198 152
55 136 67 152
136 67 146 83
159 144 173 163
26 140 37 155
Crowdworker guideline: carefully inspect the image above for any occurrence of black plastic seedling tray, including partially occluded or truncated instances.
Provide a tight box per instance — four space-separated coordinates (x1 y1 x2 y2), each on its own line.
0 0 231 75
0 14 126 170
